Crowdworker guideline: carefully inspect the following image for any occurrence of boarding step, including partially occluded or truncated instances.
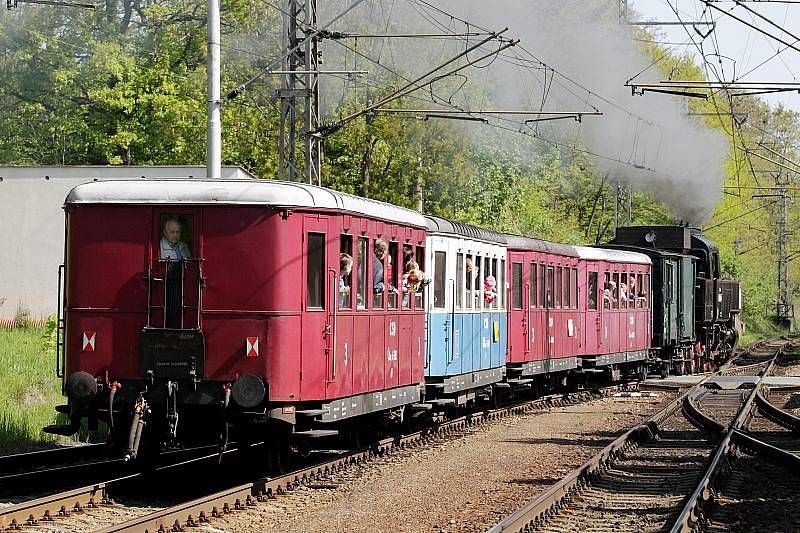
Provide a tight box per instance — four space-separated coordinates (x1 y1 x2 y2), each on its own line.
580 368 605 373
296 409 326 417
493 382 512 389
507 378 533 385
411 403 433 410
293 429 339 438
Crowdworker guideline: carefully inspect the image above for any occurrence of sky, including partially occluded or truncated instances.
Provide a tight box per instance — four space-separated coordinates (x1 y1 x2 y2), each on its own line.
631 0 800 112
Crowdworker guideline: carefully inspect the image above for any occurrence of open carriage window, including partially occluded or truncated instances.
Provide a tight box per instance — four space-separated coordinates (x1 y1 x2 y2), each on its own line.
403 244 415 310
339 235 353 309
357 237 368 309
456 254 464 310
415 246 425 309
372 238 388 309
612 272 620 309
388 241 399 309
159 214 193 260
620 273 629 309
603 272 612 309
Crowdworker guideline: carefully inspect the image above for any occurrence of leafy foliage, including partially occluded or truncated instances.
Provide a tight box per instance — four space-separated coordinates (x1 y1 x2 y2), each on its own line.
1 1 799 329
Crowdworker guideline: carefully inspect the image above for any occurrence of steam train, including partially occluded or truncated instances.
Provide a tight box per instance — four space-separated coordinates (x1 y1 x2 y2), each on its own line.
45 178 741 458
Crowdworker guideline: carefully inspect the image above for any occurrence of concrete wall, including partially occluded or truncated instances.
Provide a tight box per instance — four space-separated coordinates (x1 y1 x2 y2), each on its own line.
0 166 255 319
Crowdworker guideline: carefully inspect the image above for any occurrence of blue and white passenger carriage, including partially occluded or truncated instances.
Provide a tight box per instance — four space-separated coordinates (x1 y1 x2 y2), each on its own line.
424 216 508 403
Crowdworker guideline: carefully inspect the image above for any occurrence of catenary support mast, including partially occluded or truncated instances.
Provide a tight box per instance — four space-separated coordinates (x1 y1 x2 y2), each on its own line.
279 0 322 185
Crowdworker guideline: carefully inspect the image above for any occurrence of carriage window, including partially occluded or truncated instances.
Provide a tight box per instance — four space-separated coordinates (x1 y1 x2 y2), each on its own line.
456 254 464 310
530 262 537 308
402 244 414 310
306 232 325 309
388 241 399 309
539 264 546 308
562 267 569 309
339 235 353 309
620 273 628 309
603 272 611 309
356 237 368 309
642 273 650 309
433 251 447 309
629 273 637 309
500 259 506 308
465 254 472 310
546 266 554 308
571 268 578 309
415 246 425 309
512 263 523 309
372 238 387 309
491 258 499 309
159 214 193 259
612 272 620 309
556 266 563 308
588 271 598 310
483 256 491 310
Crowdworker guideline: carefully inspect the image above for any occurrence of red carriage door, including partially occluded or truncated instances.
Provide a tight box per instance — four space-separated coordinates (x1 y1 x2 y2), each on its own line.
301 215 338 400
148 209 202 331
508 254 526 362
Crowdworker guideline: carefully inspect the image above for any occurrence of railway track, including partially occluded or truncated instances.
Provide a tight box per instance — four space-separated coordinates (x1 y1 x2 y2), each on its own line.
488 338 800 533
0 384 630 532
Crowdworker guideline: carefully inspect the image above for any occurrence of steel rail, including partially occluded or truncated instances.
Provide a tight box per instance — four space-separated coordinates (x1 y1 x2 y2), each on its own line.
486 379 712 533
486 340 783 533
669 341 787 533
755 388 800 433
92 386 628 533
0 443 110 475
0 445 246 531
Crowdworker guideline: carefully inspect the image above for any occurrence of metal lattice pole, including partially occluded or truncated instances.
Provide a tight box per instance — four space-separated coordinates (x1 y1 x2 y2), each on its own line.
278 0 322 185
777 173 790 321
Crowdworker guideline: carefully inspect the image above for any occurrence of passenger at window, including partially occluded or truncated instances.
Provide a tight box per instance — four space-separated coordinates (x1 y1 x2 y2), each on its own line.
483 275 497 304
373 239 396 294
402 264 423 307
340 253 353 293
160 219 191 260
619 281 628 305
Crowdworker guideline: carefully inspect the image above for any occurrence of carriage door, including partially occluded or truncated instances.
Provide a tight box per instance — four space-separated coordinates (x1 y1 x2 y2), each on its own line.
664 262 676 343
508 253 526 361
301 215 338 399
148 210 202 331
586 270 601 349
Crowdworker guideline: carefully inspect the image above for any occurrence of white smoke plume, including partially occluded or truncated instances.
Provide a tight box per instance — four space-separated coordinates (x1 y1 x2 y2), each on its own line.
318 0 729 222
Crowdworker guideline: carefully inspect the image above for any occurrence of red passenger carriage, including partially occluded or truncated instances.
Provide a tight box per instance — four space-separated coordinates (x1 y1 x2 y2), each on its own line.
505 236 581 384
53 179 428 457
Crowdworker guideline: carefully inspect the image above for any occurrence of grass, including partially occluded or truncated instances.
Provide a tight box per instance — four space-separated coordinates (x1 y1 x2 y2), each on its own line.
0 319 69 453
741 314 789 347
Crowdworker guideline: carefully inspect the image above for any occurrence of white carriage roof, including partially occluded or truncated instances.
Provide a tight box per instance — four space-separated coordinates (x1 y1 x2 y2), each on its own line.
65 178 428 228
573 246 652 265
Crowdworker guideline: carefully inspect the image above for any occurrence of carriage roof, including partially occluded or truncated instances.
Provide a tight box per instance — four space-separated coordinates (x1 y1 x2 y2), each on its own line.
65 178 428 228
